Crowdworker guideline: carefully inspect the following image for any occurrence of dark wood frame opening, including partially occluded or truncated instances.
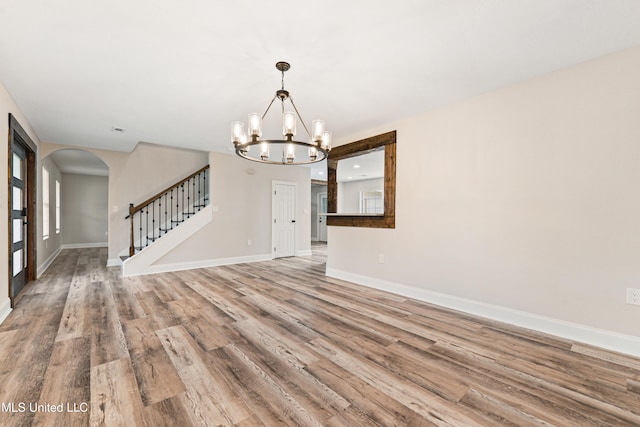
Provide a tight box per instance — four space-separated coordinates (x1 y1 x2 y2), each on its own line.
327 130 396 228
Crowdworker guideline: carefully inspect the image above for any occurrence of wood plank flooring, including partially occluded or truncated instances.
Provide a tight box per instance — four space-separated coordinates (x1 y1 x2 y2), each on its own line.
0 245 639 426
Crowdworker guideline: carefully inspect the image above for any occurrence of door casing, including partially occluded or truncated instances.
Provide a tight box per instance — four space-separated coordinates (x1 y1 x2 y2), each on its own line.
8 114 37 306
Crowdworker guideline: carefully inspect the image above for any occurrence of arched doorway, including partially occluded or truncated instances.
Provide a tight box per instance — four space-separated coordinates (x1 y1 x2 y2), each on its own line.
42 149 109 263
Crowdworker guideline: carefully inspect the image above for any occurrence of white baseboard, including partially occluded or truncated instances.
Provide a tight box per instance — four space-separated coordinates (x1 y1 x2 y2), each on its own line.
37 247 63 278
326 268 640 358
0 298 12 325
132 253 274 276
61 242 108 249
106 258 122 267
296 249 313 257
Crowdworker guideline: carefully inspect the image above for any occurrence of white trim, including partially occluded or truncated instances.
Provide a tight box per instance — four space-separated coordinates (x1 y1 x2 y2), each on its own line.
296 250 313 257
37 247 62 278
61 242 108 249
132 253 273 276
107 258 122 267
326 268 640 357
0 298 12 325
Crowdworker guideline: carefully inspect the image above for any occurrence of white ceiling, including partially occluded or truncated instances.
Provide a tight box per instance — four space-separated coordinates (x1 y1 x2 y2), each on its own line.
1 1 640 170
48 149 109 176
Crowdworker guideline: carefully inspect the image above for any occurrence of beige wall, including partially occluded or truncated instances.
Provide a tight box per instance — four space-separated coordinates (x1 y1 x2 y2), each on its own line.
155 151 311 265
327 46 640 342
0 81 41 317
61 173 108 246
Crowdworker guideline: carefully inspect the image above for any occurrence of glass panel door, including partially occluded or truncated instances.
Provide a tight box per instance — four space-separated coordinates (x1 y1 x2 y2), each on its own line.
10 142 27 296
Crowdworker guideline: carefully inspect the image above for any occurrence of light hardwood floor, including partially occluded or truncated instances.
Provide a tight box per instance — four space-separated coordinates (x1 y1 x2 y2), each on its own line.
0 246 639 426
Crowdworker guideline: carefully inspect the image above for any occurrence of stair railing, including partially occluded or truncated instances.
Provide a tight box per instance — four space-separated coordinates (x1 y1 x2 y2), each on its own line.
126 165 210 257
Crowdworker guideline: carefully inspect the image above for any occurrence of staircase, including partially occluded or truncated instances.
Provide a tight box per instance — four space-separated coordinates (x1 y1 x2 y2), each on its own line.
122 165 211 276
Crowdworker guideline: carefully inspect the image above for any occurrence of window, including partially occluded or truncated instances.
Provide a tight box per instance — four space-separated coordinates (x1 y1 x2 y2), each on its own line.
55 180 60 234
43 167 49 240
360 190 383 214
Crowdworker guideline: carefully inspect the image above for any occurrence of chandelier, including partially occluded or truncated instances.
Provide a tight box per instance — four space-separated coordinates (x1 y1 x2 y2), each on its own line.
231 61 331 164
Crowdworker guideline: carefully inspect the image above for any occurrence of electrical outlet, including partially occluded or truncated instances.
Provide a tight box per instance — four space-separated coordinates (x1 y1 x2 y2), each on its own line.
247 239 252 246
627 288 640 305
378 254 385 264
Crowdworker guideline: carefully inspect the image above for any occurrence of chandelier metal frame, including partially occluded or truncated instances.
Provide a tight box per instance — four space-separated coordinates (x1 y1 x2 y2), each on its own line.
231 61 331 165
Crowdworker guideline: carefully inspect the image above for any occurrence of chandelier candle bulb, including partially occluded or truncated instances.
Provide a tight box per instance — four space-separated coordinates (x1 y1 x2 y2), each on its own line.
239 132 249 154
283 111 296 136
231 121 244 144
260 142 269 160
321 131 332 150
248 113 262 137
286 144 295 163
312 119 325 142
308 145 318 161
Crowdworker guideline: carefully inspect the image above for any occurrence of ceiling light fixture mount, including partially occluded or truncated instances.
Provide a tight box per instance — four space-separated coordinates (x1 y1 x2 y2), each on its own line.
231 61 331 165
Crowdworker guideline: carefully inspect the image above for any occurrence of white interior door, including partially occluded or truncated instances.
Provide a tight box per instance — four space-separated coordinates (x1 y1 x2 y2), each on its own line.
318 192 327 242
272 182 296 258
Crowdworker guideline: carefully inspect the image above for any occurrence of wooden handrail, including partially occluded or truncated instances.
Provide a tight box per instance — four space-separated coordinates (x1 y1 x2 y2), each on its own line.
127 164 210 217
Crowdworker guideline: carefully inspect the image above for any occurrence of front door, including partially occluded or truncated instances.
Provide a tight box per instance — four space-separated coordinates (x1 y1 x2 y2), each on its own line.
10 143 28 295
272 182 296 258
8 114 36 304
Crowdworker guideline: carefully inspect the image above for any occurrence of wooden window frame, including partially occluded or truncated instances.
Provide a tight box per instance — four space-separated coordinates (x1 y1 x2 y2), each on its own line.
327 130 396 228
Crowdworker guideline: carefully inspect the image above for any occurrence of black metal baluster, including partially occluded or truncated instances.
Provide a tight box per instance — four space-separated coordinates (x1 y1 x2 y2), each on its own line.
157 197 161 237
204 169 208 204
151 201 155 242
164 192 168 234
197 171 201 210
145 206 149 247
138 211 142 253
171 188 175 230
187 179 191 218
